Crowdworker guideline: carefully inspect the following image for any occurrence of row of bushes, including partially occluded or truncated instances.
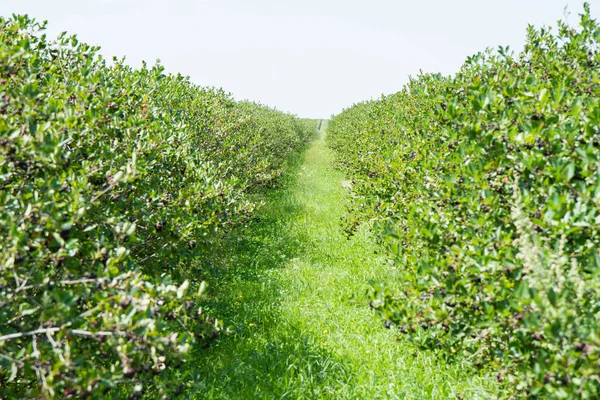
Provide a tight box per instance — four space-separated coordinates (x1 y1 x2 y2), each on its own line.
0 15 315 398
328 5 600 399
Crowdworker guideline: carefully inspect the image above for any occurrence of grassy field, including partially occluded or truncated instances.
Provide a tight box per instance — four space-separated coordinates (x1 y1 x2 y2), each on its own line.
189 122 497 399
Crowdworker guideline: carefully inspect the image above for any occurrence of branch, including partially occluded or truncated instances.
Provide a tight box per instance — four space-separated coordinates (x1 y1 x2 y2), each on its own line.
17 278 109 292
15 273 132 293
0 327 126 342
0 328 60 342
70 329 125 337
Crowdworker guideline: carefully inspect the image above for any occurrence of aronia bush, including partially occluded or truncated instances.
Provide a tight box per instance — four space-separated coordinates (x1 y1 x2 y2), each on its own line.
328 5 600 398
0 15 314 398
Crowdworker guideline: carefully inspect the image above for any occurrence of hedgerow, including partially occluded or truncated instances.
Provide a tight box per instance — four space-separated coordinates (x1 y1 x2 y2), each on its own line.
328 5 600 398
0 15 313 398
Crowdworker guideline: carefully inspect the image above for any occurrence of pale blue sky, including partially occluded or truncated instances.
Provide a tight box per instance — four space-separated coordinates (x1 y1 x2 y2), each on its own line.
2 1 598 118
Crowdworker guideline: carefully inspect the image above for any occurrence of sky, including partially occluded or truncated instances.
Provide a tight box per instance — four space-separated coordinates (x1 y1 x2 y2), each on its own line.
1 0 598 118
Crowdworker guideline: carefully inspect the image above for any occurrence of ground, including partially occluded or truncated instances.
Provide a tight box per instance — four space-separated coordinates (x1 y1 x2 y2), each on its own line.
190 122 497 399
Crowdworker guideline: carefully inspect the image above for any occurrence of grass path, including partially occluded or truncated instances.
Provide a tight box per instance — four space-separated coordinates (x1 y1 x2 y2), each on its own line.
190 122 496 399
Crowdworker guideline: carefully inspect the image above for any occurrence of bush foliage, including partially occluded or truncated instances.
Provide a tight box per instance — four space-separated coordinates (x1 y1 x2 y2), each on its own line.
328 5 600 398
0 15 314 398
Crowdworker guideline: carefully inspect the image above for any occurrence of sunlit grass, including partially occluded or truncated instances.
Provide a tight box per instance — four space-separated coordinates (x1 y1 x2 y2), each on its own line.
187 123 498 399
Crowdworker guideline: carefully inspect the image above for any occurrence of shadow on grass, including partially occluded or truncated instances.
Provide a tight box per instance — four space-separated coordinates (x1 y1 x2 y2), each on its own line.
185 152 352 399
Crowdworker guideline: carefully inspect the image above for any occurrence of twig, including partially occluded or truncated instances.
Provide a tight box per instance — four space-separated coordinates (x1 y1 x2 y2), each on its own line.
0 352 24 367
45 331 67 365
91 183 115 203
32 335 55 398
137 242 170 264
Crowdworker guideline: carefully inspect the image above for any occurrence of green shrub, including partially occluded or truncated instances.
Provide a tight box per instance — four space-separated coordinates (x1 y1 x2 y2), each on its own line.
328 5 600 398
0 15 313 398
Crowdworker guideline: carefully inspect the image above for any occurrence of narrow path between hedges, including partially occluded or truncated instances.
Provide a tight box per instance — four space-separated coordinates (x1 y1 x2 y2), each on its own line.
190 122 496 399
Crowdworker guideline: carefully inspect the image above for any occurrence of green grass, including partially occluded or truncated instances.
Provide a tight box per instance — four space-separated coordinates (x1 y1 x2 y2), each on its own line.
188 122 498 399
